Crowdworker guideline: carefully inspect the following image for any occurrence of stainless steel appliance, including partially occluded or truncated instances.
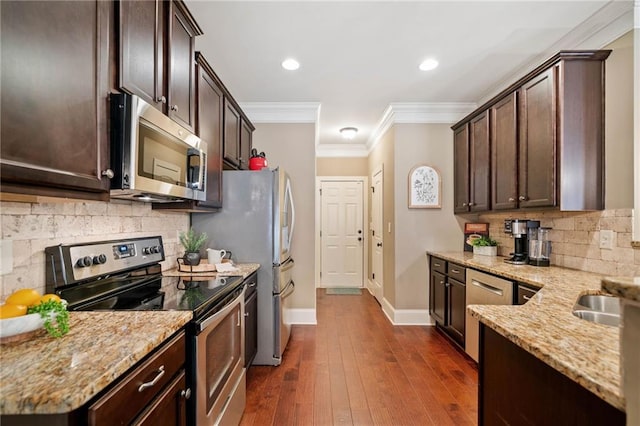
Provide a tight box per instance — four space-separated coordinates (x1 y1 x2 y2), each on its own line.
504 219 539 265
528 227 552 267
192 168 296 366
465 269 514 362
45 236 246 425
109 93 208 203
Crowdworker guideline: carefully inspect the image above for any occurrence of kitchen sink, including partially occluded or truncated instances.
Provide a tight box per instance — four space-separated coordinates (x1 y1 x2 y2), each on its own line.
572 294 620 327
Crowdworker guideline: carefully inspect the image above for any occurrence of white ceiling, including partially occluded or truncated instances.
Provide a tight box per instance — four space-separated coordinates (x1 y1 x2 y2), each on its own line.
185 0 633 156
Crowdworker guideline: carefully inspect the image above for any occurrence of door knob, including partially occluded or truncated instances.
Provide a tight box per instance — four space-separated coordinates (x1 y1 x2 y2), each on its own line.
358 237 362 241
377 242 382 247
519 195 527 201
358 230 362 234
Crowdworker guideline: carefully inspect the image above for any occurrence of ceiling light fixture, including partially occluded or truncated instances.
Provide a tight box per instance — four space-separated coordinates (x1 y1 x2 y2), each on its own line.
340 127 358 140
281 58 300 71
419 58 439 71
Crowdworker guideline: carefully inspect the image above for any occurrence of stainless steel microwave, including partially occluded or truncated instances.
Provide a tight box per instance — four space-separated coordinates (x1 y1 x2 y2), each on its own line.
109 93 207 202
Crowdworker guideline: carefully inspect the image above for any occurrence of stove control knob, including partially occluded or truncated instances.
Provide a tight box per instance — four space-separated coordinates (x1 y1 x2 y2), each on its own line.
76 256 93 268
93 254 107 265
151 246 161 254
142 247 151 255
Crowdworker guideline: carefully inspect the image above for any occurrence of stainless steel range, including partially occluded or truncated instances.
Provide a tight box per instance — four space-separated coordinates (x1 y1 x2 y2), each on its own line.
45 236 246 425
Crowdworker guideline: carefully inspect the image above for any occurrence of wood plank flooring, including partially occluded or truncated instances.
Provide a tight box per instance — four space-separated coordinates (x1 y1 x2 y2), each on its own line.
240 289 478 426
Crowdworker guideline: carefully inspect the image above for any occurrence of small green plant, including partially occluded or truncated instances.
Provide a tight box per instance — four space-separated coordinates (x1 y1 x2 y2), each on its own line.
179 228 207 253
469 235 498 247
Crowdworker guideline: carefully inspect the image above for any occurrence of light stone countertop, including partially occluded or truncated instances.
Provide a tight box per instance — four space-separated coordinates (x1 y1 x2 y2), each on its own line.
428 251 624 411
0 311 192 415
602 276 640 303
162 262 260 279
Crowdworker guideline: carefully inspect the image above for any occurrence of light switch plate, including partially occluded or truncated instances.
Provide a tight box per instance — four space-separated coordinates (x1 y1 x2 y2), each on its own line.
0 240 14 275
600 230 614 250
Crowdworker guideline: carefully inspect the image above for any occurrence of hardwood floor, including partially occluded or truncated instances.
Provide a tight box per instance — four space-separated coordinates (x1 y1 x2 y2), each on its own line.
240 289 478 426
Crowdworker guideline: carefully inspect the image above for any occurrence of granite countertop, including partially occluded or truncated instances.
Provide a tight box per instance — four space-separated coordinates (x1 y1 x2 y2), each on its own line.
428 251 623 411
162 262 260 279
602 276 640 303
0 311 192 415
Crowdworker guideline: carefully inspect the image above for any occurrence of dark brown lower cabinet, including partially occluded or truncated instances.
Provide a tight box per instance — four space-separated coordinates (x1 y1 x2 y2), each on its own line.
446 278 466 346
480 325 625 425
429 270 446 325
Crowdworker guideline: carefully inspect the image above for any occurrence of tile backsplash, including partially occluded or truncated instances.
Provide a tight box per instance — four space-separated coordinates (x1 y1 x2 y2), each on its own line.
479 209 639 276
0 200 189 299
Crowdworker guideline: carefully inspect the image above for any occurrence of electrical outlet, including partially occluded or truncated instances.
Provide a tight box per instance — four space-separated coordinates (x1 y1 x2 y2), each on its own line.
599 230 614 250
0 240 14 275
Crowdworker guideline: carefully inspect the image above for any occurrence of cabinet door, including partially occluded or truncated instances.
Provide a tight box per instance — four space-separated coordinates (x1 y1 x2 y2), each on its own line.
119 0 166 111
469 111 490 212
223 99 241 168
453 125 470 213
167 1 198 131
430 270 447 325
133 370 188 426
195 55 224 209
519 67 557 208
1 0 111 199
447 278 466 347
491 93 519 210
239 119 253 170
244 289 258 368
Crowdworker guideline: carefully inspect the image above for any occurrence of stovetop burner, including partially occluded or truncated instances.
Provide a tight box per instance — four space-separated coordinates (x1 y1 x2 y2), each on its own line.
45 236 244 319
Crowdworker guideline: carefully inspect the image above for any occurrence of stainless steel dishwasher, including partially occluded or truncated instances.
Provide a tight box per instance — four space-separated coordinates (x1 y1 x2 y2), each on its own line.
465 269 514 362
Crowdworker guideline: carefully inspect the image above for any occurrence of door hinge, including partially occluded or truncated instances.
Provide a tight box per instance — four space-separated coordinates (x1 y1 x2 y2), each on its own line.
372 273 375 279
320 230 322 237
319 188 322 195
371 186 375 193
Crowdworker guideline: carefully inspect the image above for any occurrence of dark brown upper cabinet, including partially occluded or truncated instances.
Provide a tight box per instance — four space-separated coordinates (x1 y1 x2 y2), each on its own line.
453 50 610 214
518 67 557 208
167 0 202 132
118 0 201 132
453 125 470 213
119 0 167 111
239 117 255 170
0 0 112 201
469 111 490 212
491 92 519 210
453 112 490 213
223 98 242 169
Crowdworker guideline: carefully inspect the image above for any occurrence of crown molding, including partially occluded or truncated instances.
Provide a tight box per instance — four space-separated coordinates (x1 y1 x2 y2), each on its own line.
364 102 476 154
239 102 321 123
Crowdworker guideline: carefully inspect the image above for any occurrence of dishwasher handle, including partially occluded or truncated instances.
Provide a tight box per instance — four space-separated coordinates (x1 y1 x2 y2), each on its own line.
471 280 504 297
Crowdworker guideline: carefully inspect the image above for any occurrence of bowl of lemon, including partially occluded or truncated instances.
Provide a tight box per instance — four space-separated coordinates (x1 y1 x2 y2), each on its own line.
0 289 69 341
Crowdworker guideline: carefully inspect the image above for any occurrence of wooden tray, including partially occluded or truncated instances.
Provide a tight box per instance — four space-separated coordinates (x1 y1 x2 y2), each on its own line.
177 258 217 273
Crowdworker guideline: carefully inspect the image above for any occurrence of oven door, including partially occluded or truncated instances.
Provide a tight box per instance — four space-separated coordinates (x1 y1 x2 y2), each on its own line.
194 286 246 426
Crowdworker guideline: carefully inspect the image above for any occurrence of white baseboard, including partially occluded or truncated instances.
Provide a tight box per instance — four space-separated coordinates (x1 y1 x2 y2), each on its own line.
381 297 433 325
290 308 317 325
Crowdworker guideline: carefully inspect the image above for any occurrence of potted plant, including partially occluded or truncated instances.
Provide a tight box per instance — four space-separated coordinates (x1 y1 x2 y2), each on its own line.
179 228 207 266
470 235 498 256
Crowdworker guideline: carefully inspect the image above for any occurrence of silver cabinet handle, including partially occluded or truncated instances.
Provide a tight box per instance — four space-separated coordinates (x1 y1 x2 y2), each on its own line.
523 295 532 301
451 269 461 274
434 262 441 267
180 388 191 399
156 96 166 104
462 202 468 207
248 282 257 288
170 105 179 112
244 312 249 317
508 197 515 202
138 366 165 392
101 169 114 179
468 202 475 206
519 195 527 201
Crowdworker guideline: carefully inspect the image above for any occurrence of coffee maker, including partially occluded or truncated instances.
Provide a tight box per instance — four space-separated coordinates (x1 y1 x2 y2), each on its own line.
504 219 540 265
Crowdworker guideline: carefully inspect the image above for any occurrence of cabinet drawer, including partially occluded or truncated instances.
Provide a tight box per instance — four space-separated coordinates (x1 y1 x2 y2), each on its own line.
88 331 186 426
447 263 466 282
431 257 447 274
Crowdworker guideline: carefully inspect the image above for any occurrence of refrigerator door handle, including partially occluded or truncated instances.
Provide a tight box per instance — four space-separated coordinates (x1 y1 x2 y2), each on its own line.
285 178 295 253
280 280 295 298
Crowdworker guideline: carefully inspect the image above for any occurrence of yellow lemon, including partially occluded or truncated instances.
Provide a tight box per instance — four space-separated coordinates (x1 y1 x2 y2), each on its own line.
0 303 27 319
5 288 42 307
39 294 61 304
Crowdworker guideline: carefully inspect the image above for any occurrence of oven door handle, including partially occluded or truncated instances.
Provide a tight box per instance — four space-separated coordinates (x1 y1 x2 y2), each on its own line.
196 288 244 333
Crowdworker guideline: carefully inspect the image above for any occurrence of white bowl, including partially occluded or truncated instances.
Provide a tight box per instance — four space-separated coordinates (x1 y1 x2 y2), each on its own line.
0 313 45 339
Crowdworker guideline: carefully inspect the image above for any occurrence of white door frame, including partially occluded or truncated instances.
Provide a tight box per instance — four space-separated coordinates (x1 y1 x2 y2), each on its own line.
315 176 368 289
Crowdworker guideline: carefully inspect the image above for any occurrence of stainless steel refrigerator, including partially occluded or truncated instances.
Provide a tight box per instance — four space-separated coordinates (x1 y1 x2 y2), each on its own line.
191 168 296 366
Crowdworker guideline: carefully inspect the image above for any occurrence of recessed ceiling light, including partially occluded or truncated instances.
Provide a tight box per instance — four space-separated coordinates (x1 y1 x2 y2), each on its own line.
419 58 439 71
281 58 300 71
340 127 358 140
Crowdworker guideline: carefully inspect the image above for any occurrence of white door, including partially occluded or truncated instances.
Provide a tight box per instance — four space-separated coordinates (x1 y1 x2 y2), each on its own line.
320 180 364 287
371 168 383 304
